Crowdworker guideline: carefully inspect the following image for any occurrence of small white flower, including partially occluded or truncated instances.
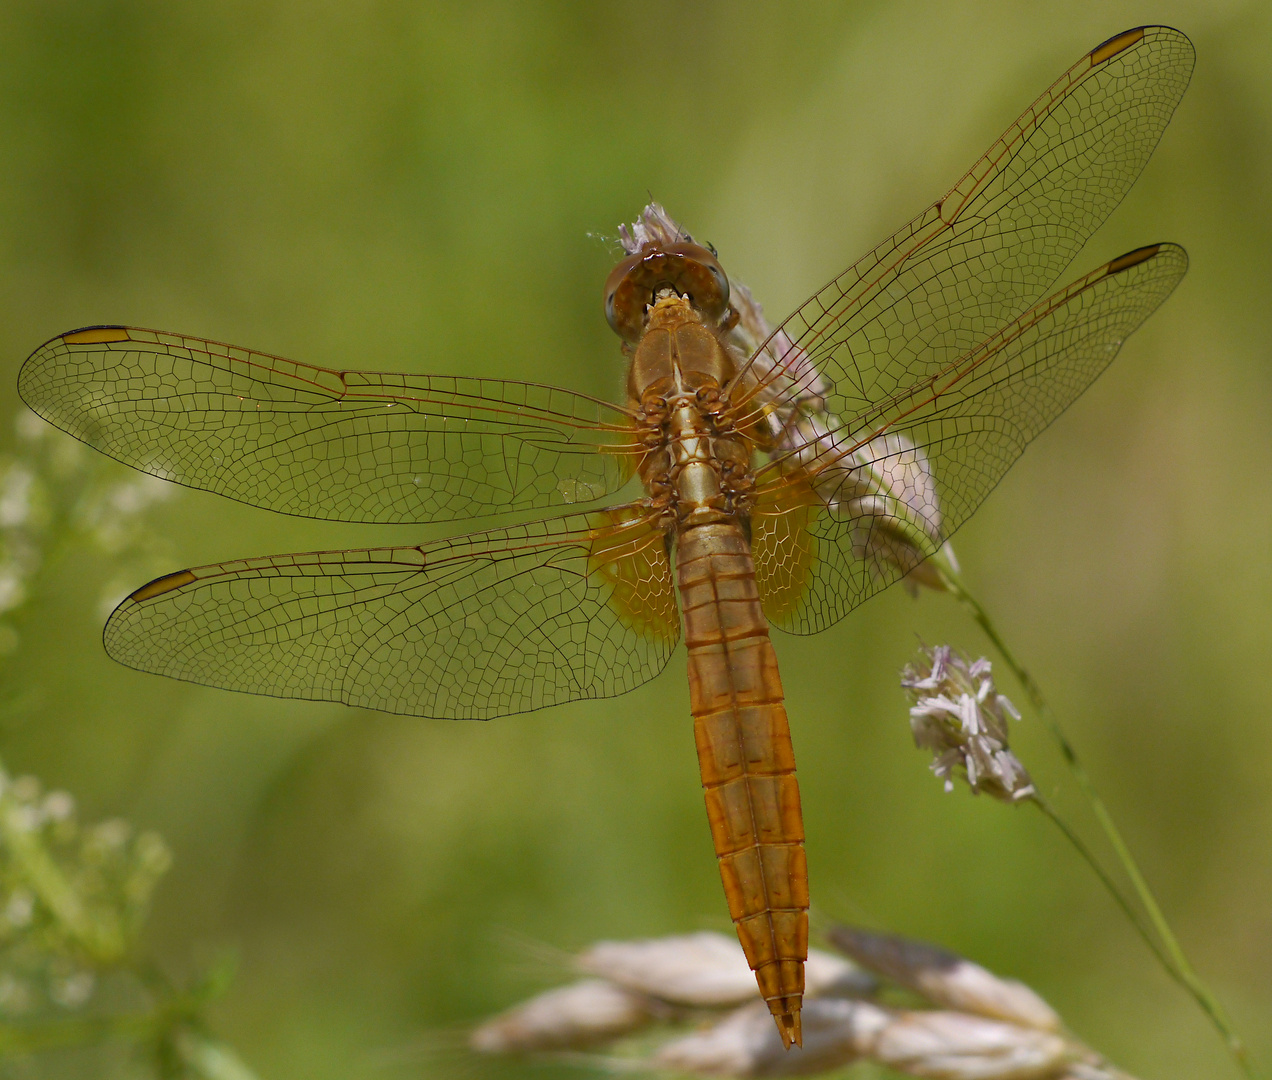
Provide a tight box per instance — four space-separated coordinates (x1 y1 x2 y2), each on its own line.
14 408 47 444
0 465 35 528
4 888 34 928
902 646 1034 803
98 580 137 623
0 566 27 616
11 775 41 803
93 818 131 848
107 474 172 517
0 973 31 1014
50 970 95 1009
6 803 43 833
42 790 75 823
133 831 173 875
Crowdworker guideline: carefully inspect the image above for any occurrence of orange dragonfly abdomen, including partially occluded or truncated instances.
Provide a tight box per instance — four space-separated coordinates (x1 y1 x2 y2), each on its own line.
610 247 812 1045
679 520 808 1049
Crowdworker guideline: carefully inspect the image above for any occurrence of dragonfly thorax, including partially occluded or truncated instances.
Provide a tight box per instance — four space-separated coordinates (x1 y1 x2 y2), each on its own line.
626 295 738 401
627 297 754 530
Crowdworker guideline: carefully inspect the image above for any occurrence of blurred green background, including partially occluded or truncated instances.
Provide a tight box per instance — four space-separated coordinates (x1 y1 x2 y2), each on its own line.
0 0 1268 1076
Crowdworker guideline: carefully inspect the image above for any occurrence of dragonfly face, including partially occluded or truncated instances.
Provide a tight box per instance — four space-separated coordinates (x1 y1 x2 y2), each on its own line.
604 240 731 344
18 25 1194 1051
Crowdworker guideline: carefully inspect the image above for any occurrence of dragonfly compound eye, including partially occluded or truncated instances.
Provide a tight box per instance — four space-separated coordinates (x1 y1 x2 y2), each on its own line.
604 242 731 343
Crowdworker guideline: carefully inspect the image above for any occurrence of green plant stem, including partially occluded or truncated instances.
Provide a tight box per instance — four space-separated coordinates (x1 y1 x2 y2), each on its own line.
173 1027 263 1080
1028 794 1175 978
934 561 1253 1076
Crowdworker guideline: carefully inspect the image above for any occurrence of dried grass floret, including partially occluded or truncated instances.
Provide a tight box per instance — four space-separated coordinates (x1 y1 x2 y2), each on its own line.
471 928 1135 1079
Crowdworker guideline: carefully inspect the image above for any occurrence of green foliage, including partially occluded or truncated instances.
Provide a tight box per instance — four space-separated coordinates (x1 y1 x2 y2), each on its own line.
0 753 259 1078
0 415 257 1077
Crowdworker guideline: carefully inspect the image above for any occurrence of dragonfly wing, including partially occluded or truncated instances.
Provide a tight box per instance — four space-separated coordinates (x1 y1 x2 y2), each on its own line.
744 26 1193 425
753 244 1187 633
18 326 636 523
104 508 679 718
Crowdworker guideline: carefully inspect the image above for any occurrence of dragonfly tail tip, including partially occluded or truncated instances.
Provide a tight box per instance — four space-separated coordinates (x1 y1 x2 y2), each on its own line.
775 1010 802 1049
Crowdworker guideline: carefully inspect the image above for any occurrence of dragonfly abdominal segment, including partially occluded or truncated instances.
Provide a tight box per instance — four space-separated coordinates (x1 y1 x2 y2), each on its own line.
679 522 806 1050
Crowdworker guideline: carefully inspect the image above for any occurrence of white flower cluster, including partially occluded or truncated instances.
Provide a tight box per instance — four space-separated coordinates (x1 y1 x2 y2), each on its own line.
471 927 1133 1079
0 408 179 652
0 762 263 1078
0 770 171 1015
903 645 1035 802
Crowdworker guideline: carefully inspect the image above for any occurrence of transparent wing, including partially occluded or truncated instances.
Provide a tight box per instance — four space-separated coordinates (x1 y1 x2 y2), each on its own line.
18 326 638 523
104 507 679 718
752 244 1188 633
738 26 1193 428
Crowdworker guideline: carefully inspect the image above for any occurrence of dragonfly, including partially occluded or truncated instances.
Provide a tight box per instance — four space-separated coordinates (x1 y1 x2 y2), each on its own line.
18 26 1192 1048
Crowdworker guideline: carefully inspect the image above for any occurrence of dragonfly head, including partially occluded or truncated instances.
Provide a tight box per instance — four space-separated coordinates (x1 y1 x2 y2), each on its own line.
604 242 730 344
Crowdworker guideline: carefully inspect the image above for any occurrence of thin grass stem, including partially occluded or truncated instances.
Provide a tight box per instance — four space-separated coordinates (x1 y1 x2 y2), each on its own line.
934 562 1254 1077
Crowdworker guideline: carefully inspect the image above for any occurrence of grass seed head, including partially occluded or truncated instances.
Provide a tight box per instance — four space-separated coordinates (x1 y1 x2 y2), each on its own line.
902 645 1034 802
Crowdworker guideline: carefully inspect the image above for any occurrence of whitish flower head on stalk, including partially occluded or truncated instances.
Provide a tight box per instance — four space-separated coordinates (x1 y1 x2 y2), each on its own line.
721 250 956 589
617 202 694 254
902 646 1034 802
834 432 953 591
